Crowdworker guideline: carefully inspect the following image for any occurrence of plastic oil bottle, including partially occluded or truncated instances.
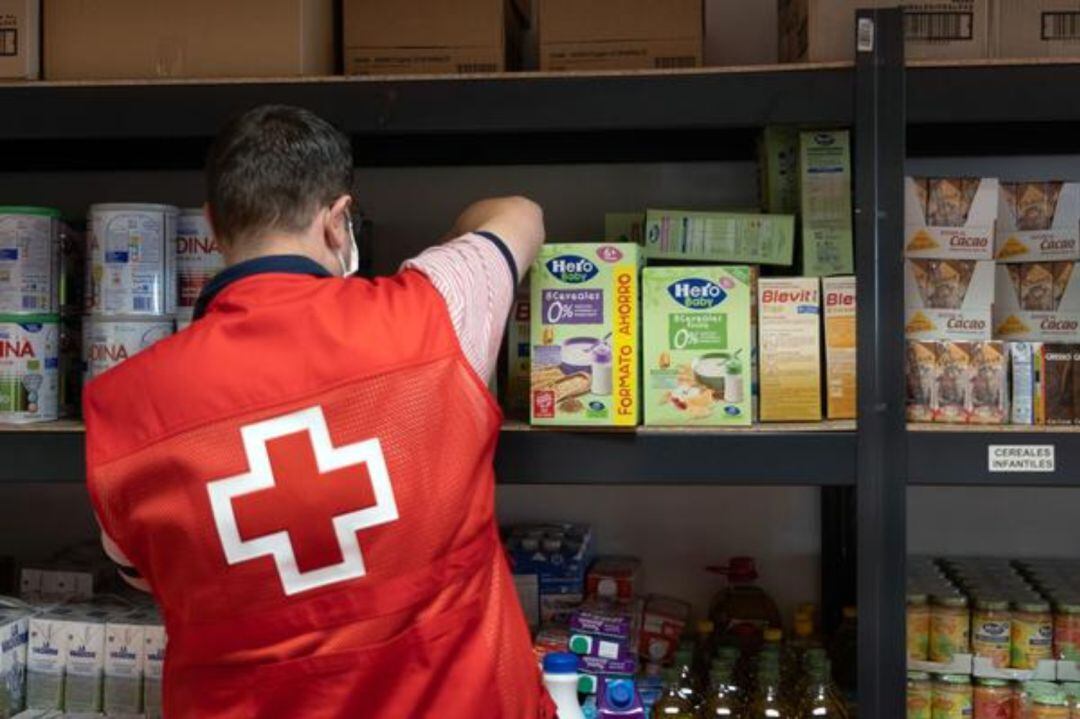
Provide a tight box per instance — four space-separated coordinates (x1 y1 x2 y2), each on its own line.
652 668 698 719
702 662 741 718
708 557 783 652
750 663 793 719
796 659 848 719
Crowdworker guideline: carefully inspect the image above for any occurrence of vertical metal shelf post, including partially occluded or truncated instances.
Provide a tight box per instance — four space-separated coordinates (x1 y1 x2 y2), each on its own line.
854 7 908 717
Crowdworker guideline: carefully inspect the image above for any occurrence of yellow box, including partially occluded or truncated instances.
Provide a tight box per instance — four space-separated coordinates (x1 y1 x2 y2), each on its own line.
758 277 822 422
823 276 856 420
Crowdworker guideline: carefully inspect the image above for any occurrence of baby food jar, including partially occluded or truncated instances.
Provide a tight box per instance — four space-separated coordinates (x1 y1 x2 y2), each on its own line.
1022 682 1070 719
908 671 932 719
1012 600 1054 670
932 594 972 663
1055 601 1080 662
972 598 1013 669
909 593 931 661
973 678 1014 719
933 674 973 719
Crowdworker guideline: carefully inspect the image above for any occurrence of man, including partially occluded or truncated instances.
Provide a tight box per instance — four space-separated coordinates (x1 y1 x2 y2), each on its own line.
84 105 553 718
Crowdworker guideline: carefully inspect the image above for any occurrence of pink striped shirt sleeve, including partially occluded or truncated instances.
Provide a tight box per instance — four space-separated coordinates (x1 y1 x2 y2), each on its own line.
403 233 517 380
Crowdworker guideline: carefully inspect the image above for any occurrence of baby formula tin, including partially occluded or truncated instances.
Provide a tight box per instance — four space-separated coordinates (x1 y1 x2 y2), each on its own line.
86 204 178 316
83 316 174 380
58 221 86 313
0 207 60 314
0 314 60 423
176 209 223 309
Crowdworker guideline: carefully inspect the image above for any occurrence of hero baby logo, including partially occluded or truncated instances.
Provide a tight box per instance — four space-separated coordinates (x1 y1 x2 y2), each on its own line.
207 406 398 597
668 278 728 310
547 255 598 284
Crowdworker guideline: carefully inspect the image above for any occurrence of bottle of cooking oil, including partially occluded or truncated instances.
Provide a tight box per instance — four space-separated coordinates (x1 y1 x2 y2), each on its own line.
653 668 699 719
796 660 848 719
828 607 858 702
789 612 821 666
702 663 741 718
750 664 792 718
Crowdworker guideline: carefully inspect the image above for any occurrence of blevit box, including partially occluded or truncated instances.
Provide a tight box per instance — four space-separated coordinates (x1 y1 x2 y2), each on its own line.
62 615 105 712
643 209 795 266
904 177 999 260
642 266 754 427
823 277 857 420
103 618 145 716
800 130 853 276
994 261 1080 342
904 259 995 341
758 278 822 422
996 182 1080 262
530 244 639 426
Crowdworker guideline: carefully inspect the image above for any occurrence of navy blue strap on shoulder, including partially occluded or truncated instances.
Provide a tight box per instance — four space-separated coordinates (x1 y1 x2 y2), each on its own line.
193 255 333 320
474 230 519 287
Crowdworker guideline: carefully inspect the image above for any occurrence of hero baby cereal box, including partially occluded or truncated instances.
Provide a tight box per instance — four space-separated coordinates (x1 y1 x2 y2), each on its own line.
530 244 640 426
642 266 753 426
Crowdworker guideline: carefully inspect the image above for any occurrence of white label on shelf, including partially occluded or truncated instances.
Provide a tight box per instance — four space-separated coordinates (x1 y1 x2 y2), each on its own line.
857 18 875 53
988 445 1055 472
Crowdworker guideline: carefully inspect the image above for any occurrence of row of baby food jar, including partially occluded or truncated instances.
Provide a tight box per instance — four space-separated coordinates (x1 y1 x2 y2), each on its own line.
908 674 1080 719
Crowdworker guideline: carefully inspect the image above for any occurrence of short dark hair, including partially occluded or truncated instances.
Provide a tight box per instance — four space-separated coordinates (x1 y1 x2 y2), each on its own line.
206 105 353 245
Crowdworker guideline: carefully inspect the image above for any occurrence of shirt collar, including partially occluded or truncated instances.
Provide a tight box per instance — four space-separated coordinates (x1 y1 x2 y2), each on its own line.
193 255 334 320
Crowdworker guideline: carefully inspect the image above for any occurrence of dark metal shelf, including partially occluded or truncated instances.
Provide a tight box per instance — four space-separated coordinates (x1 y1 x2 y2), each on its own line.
0 421 856 486
908 425 1080 487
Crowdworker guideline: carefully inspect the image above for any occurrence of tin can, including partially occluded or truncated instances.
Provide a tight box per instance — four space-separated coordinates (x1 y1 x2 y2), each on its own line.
931 594 971 662
908 671 932 719
1056 602 1080 661
176 209 222 310
972 598 1012 669
0 207 60 314
909 593 931 661
58 313 81 418
86 204 178 316
83 316 174 380
933 674 973 719
0 314 59 423
973 678 1014 719
1012 600 1054 670
175 308 194 333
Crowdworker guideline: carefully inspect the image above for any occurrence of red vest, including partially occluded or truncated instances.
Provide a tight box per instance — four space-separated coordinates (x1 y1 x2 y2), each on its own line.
84 259 553 718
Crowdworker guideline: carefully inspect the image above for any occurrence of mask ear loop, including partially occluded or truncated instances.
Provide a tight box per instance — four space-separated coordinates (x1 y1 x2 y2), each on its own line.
339 215 359 277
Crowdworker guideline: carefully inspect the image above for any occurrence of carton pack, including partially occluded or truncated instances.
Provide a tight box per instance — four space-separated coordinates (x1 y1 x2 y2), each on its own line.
643 210 795 266
62 615 105 712
103 618 145 716
905 341 939 422
994 262 1080 342
26 609 77 711
504 288 530 419
1041 344 1075 424
905 177 999 260
1011 342 1043 425
705 0 777 66
904 260 995 341
758 278 822 422
780 0 990 62
142 621 165 719
44 0 333 80
586 556 641 603
800 130 853 276
538 0 702 71
344 0 526 75
759 127 799 216
823 277 857 420
996 182 1080 262
994 0 1080 59
642 266 753 426
504 523 593 597
530 244 639 426
904 341 1008 423
0 0 38 79
604 213 645 244
0 611 28 715
639 595 690 664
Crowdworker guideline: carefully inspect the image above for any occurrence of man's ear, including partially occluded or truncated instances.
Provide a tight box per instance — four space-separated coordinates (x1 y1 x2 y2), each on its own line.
325 195 353 253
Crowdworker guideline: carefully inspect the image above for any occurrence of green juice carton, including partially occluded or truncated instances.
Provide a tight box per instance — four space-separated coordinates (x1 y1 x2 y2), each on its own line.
800 130 854 276
530 244 640 426
643 266 754 426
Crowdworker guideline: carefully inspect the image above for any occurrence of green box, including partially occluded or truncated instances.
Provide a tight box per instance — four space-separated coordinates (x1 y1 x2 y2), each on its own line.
642 266 754 426
759 126 800 215
530 243 640 427
800 130 854 276
643 209 795 266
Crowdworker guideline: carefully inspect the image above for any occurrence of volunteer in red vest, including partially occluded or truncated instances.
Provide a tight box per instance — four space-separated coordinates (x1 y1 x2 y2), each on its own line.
84 104 553 718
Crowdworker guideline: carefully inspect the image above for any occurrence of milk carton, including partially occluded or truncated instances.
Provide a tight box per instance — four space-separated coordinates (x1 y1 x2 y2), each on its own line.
822 277 856 420
26 609 76 710
642 266 753 426
62 614 105 712
530 244 640 426
142 622 165 719
799 130 853 276
996 182 1080 262
758 278 822 422
904 177 999 260
103 616 145 716
0 611 28 716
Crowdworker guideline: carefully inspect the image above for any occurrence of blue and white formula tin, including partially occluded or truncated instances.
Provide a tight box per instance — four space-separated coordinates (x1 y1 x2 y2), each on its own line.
83 316 173 380
0 207 61 314
0 314 60 424
86 204 178 316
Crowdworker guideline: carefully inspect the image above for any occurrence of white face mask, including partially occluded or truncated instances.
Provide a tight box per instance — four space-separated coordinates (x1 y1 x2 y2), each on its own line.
338 216 360 277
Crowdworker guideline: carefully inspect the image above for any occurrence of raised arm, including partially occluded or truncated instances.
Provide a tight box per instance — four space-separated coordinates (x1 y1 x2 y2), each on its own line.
445 196 545 281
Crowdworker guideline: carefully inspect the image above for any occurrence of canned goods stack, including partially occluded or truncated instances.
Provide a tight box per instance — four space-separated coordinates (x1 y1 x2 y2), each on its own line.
0 207 63 423
83 204 179 381
175 208 223 331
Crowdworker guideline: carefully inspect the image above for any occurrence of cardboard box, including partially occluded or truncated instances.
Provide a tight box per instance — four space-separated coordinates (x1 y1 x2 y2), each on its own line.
103 618 145 716
904 259 994 341
44 0 333 80
62 615 105 712
642 266 754 426
530 244 639 426
905 340 939 422
1042 344 1074 424
0 0 38 79
905 177 999 260
780 0 991 62
605 213 645 244
643 209 795 265
1011 341 1042 425
586 556 641 603
800 130 853 276
759 127 799 216
344 0 525 75
539 0 702 71
504 288 530 419
639 595 690 664
994 0 1080 59
705 0 777 66
823 277 856 420
996 182 1080 262
995 262 1080 342
504 523 593 595
758 278 822 422
27 609 77 711
931 341 1008 424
